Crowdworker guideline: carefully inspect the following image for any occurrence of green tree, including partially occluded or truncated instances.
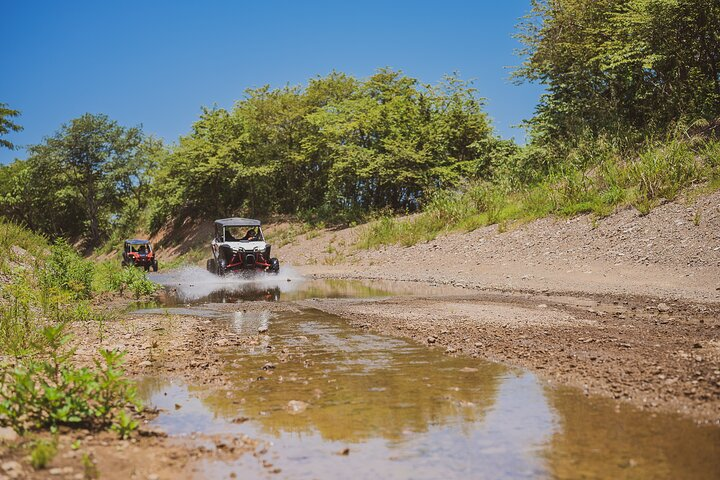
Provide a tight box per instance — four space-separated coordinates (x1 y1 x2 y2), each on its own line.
0 103 23 150
515 0 720 145
150 69 503 226
10 114 150 243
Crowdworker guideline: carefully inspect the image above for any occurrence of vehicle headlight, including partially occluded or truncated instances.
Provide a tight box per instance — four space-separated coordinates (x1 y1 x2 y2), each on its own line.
254 247 259 252
238 247 244 252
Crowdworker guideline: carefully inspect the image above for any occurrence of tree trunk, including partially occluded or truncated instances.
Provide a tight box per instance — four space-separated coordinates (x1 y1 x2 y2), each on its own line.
85 175 101 246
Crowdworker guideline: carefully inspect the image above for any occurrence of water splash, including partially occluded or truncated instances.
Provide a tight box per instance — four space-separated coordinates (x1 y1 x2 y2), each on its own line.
149 265 305 303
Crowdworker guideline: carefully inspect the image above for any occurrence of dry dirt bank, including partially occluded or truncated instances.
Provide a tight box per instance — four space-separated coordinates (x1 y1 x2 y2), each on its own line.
278 191 720 303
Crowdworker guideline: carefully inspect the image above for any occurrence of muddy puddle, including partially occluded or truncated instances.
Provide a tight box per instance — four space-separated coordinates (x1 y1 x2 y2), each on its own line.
136 268 720 479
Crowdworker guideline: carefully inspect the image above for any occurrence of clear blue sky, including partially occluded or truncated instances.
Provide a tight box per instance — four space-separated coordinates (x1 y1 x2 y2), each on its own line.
1 0 543 164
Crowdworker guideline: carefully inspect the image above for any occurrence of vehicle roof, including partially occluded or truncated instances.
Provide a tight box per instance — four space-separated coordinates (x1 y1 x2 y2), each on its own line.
124 239 151 245
214 217 262 227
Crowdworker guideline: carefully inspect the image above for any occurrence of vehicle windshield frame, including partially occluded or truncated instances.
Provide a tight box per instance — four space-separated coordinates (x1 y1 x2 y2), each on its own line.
222 226 264 242
125 242 152 253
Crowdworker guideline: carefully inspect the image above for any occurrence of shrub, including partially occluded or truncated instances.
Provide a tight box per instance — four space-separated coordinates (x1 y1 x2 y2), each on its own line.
92 261 158 298
467 183 507 224
0 325 140 435
42 240 94 299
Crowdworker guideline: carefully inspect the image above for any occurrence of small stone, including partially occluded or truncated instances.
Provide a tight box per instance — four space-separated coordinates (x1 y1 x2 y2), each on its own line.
148 474 160 480
258 326 269 333
445 347 457 354
657 303 671 312
1 461 23 478
693 343 702 349
286 400 308 414
0 427 18 442
138 360 152 368
427 336 436 344
262 363 276 370
339 447 350 455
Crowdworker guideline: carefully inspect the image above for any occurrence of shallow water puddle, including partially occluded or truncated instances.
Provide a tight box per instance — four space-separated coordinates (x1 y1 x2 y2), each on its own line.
148 266 465 305
138 272 720 479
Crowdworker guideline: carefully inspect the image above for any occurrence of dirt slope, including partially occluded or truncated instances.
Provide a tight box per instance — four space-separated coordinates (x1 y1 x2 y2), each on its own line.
278 190 720 304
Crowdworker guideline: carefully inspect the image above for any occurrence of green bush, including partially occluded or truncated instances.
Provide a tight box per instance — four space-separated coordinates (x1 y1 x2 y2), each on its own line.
0 324 140 435
92 261 158 298
42 240 94 299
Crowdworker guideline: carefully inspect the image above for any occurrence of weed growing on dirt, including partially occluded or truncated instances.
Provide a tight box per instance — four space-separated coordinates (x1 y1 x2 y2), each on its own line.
265 223 319 248
82 452 99 479
629 140 699 215
0 220 48 272
111 409 139 439
42 240 95 300
0 326 140 434
0 222 144 438
29 438 57 469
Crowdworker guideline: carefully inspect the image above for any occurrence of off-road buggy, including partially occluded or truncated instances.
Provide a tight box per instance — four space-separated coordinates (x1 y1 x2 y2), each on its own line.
206 218 280 275
122 239 158 271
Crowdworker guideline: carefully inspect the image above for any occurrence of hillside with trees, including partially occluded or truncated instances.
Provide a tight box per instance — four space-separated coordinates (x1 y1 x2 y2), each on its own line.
1 0 718 248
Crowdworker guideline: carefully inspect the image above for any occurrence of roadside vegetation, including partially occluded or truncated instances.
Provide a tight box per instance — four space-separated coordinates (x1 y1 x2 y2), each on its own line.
0 220 148 440
358 134 720 248
0 0 717 250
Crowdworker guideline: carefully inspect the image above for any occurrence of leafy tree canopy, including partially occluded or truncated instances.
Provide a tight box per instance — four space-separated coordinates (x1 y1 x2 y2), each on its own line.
0 102 23 150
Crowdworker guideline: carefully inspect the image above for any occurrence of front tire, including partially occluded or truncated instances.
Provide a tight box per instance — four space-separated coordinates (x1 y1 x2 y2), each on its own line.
269 258 280 274
207 258 217 273
152 261 158 272
217 258 227 276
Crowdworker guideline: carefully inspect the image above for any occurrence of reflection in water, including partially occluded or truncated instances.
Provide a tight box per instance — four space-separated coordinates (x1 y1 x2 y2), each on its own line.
204 310 510 443
149 266 296 304
544 386 720 480
134 275 720 479
139 310 560 479
147 266 462 306
229 310 272 335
